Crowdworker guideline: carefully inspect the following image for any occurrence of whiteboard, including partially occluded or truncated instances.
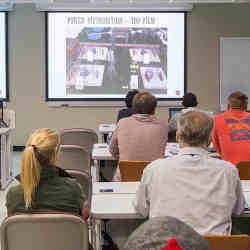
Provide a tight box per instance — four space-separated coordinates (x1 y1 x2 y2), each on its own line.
220 37 250 111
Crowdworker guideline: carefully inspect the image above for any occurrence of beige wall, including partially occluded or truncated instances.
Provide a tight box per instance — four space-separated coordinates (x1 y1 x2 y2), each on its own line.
7 3 250 145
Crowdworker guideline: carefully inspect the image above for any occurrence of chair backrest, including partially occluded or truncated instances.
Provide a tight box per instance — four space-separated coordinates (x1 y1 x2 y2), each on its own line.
237 161 250 180
1 213 89 250
60 128 98 154
202 234 250 250
66 169 92 208
119 160 151 182
56 145 91 174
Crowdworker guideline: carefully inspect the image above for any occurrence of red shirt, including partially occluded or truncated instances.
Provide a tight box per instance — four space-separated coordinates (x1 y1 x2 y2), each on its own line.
212 110 250 166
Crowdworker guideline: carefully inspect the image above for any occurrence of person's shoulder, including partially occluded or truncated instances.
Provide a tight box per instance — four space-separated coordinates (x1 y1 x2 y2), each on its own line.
6 184 24 200
210 158 237 173
8 184 23 193
213 111 227 123
44 176 82 197
117 115 134 126
214 111 228 118
144 158 167 172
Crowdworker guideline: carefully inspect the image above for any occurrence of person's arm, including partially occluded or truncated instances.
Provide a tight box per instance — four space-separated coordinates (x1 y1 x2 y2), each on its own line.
133 167 152 217
72 179 89 220
109 126 119 159
6 187 14 215
69 179 87 218
211 120 221 154
6 186 22 216
232 169 245 215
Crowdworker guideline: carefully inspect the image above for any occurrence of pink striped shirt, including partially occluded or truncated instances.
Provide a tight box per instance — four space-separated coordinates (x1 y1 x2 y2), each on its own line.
109 114 168 161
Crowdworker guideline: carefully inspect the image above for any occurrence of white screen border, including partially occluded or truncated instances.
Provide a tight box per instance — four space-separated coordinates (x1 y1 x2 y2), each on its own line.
46 11 186 106
0 12 8 101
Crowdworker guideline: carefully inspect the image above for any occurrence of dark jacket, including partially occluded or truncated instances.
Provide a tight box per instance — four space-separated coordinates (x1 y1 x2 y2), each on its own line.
117 108 133 123
6 166 84 216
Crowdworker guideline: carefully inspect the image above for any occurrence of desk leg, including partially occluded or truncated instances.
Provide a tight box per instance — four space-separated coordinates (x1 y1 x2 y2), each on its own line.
96 160 100 182
91 217 96 250
92 218 103 250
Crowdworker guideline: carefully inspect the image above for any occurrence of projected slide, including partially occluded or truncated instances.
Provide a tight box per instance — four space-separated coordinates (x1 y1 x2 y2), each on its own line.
0 13 8 100
47 12 185 101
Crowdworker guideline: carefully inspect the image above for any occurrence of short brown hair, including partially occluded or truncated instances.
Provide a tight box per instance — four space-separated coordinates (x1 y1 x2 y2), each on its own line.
228 91 248 111
177 111 214 147
132 92 157 115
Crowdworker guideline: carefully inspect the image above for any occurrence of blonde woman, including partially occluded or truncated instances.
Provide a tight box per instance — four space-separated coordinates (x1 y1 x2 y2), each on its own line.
6 128 86 216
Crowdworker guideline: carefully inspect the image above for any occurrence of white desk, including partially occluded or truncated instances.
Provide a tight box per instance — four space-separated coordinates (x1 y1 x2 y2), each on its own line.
0 128 13 189
91 193 142 220
92 143 179 161
92 144 114 181
92 144 114 161
91 182 142 250
92 143 219 161
99 124 116 135
93 182 140 195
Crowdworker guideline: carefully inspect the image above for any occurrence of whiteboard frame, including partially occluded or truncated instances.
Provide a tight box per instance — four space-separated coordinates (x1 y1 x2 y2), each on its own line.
220 37 250 111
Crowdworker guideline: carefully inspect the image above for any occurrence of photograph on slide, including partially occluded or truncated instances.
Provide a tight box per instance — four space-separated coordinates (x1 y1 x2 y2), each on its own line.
66 27 168 95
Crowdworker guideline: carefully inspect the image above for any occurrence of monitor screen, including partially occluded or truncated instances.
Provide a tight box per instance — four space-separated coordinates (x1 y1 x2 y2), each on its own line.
0 12 8 101
169 107 183 121
46 12 186 102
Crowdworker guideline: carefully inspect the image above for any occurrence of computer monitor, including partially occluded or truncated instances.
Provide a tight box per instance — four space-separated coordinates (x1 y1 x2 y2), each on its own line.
168 107 183 121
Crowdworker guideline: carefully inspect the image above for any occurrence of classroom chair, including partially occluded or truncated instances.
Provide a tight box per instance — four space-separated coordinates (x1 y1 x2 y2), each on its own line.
237 161 250 180
119 160 151 182
60 128 98 155
202 234 250 250
56 145 91 175
1 212 89 250
66 169 92 209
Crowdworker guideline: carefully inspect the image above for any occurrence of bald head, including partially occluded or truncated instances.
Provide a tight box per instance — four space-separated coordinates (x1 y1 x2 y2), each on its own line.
177 111 214 147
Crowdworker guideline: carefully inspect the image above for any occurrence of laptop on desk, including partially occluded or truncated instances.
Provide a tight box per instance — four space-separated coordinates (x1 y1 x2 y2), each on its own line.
241 181 250 211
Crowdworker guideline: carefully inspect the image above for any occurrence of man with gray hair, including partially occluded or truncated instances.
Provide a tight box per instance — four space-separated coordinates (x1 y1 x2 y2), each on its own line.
133 111 245 235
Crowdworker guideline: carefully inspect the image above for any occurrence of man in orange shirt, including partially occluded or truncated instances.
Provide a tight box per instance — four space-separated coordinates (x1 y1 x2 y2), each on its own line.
212 91 250 166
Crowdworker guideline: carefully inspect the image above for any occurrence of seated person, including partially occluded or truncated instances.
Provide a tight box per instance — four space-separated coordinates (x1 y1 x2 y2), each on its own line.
6 128 87 217
168 92 212 136
123 216 209 250
117 89 139 122
109 92 168 180
212 91 250 166
133 111 245 235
